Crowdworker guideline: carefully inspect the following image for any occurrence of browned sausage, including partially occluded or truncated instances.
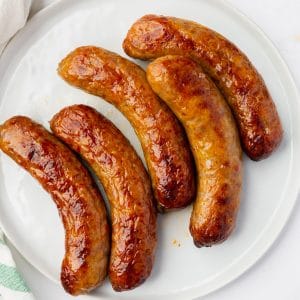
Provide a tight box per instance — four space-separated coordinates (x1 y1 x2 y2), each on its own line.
123 14 283 161
57 46 195 211
0 116 110 295
50 104 157 291
147 56 242 246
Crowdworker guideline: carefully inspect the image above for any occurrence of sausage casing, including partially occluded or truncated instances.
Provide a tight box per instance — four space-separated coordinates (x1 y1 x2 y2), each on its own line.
147 56 242 246
123 14 283 160
57 46 195 211
50 105 157 291
0 116 110 295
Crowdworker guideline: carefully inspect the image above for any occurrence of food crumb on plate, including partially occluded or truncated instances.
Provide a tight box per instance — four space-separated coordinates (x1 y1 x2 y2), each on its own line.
172 239 181 247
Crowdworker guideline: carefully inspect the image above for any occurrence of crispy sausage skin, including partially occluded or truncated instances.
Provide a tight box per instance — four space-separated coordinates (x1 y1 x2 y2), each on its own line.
57 46 195 211
50 105 157 291
147 56 242 246
0 116 110 295
123 15 283 161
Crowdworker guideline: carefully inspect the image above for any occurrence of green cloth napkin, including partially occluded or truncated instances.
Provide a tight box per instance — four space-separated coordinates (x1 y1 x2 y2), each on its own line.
0 230 35 300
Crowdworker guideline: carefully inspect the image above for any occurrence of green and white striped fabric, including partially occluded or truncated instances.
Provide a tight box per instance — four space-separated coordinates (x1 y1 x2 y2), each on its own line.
0 0 35 298
0 230 35 300
0 0 36 298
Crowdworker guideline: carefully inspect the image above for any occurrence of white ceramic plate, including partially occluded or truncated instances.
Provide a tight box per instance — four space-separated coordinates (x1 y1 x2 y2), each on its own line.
0 0 299 299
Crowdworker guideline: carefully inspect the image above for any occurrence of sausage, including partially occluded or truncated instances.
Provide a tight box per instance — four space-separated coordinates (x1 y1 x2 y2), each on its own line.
123 14 283 161
0 116 110 295
57 46 195 211
147 56 242 246
50 104 157 291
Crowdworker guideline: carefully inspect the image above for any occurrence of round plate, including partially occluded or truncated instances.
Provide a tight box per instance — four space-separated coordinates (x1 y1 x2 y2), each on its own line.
0 0 299 299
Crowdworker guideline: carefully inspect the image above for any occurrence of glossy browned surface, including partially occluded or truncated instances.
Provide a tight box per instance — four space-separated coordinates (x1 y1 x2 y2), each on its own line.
0 116 110 295
57 46 195 211
123 14 283 161
50 105 157 291
147 56 242 246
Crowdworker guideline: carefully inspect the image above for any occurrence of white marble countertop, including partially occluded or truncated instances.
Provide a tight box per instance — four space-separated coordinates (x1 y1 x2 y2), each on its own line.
9 0 300 299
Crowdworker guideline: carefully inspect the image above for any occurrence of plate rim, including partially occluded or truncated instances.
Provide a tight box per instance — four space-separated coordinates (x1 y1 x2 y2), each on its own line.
0 0 299 299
